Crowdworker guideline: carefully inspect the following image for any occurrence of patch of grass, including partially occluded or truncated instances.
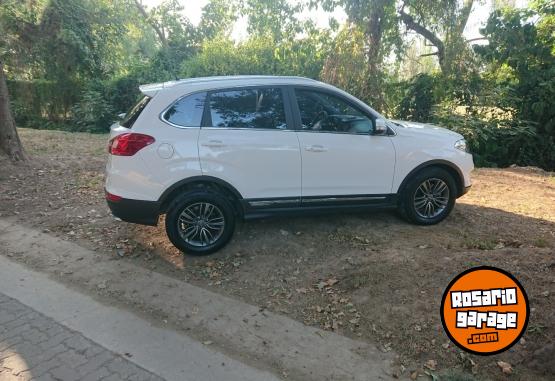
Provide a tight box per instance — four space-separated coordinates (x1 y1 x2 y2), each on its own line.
346 273 370 290
438 370 479 381
461 238 497 250
528 323 547 335
534 238 550 248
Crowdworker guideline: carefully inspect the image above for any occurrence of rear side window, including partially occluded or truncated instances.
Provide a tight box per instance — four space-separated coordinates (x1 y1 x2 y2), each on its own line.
164 92 207 127
121 96 150 128
207 88 287 130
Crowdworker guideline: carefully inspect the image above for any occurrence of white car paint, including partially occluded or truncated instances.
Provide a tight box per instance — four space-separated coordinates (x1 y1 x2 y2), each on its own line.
296 132 396 196
198 128 302 199
105 75 473 205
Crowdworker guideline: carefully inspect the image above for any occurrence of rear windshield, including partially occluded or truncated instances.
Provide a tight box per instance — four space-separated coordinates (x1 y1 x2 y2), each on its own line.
121 96 151 128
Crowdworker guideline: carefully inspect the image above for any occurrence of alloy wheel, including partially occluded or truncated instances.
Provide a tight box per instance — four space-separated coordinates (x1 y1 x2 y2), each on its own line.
177 202 225 247
413 178 450 219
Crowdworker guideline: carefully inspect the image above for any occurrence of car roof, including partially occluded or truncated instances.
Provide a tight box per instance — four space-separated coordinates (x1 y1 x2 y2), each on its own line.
139 75 320 97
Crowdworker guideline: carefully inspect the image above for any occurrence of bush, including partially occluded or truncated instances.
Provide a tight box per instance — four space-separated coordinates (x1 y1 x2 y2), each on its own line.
396 73 437 122
433 110 539 168
71 87 115 133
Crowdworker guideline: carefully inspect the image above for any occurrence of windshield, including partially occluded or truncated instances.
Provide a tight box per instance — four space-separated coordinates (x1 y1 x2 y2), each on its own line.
121 96 151 128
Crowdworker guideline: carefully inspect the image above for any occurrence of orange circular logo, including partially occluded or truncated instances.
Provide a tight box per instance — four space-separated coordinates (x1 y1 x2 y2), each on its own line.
441 266 529 355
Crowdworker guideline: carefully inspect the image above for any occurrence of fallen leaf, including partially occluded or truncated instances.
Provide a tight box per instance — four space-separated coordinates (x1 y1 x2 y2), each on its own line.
424 359 437 371
497 361 513 375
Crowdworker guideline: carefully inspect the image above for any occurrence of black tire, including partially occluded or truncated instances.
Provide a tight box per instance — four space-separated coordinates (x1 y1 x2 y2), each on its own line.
399 167 457 225
165 190 236 255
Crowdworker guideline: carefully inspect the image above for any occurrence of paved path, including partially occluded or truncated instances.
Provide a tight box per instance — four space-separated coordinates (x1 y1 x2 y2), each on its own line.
0 256 278 381
0 293 162 381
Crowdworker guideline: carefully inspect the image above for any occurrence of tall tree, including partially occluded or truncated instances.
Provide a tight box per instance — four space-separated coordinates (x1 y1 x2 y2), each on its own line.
243 0 302 42
0 60 25 161
198 0 238 40
399 0 475 75
314 0 400 110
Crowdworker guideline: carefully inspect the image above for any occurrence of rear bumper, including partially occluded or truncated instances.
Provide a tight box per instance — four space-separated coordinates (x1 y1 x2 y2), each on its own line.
107 198 160 226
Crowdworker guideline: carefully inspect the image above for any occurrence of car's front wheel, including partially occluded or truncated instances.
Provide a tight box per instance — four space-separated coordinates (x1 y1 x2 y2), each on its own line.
399 167 457 225
165 191 236 255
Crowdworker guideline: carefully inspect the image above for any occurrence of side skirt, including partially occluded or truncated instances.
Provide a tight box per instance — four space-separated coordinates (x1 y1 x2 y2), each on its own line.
241 194 398 220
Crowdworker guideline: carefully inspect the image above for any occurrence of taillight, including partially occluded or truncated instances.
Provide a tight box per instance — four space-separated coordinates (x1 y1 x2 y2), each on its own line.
108 133 155 156
105 191 122 202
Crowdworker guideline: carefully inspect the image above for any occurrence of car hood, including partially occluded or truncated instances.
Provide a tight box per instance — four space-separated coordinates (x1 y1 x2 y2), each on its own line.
390 120 462 140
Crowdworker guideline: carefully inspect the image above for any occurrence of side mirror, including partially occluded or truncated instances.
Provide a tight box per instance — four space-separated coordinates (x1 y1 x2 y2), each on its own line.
118 112 126 120
374 118 388 135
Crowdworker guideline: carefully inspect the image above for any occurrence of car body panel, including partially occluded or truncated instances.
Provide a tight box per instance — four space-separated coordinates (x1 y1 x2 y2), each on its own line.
296 132 396 195
198 128 302 199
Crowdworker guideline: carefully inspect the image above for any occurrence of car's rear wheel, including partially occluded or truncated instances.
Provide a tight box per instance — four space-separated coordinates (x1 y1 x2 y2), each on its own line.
399 167 457 225
165 191 236 255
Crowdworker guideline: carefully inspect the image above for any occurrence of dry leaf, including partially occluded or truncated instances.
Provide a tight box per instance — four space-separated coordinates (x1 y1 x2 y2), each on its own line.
497 361 513 375
424 359 437 371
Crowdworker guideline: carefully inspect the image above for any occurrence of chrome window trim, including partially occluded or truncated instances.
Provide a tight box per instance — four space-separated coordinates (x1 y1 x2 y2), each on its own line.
302 196 387 203
200 127 295 132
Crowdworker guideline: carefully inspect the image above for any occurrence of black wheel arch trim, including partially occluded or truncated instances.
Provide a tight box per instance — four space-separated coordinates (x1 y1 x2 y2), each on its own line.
397 160 465 198
158 176 244 213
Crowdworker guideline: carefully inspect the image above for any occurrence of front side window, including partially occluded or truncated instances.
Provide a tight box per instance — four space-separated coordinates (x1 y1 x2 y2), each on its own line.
164 92 207 127
295 89 373 134
208 88 287 130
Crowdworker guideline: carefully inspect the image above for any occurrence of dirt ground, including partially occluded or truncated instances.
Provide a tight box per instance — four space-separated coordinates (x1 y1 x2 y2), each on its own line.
1 128 554 381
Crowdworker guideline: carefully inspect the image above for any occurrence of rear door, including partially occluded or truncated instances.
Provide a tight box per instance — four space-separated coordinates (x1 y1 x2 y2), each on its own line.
291 87 396 198
198 86 301 202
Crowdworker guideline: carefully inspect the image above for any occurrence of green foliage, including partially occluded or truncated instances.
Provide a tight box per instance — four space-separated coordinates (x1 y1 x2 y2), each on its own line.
397 74 437 122
433 109 539 168
474 1 555 169
2 0 555 169
70 86 115 133
182 31 330 79
7 79 82 125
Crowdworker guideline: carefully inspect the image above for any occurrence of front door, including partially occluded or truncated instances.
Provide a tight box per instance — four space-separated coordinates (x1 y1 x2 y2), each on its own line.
292 88 396 198
198 86 301 201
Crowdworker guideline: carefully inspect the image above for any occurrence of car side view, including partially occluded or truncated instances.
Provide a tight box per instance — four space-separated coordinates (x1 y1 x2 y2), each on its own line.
105 76 473 255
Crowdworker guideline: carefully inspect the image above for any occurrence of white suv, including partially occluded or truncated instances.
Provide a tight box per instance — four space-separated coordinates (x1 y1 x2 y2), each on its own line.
105 76 473 255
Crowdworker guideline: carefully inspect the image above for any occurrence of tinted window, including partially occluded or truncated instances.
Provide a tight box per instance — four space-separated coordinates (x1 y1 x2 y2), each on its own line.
295 89 373 134
121 96 150 128
164 92 206 127
208 88 287 130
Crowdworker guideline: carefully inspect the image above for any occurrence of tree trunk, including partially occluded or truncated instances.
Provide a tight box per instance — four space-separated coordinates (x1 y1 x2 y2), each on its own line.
0 61 26 162
133 0 168 47
399 8 446 73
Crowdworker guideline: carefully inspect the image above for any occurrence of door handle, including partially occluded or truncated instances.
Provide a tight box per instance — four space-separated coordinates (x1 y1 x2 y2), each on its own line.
305 145 327 152
201 140 226 148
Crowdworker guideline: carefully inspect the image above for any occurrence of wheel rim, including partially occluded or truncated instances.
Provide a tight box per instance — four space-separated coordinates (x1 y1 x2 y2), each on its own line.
413 178 450 219
177 202 225 247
